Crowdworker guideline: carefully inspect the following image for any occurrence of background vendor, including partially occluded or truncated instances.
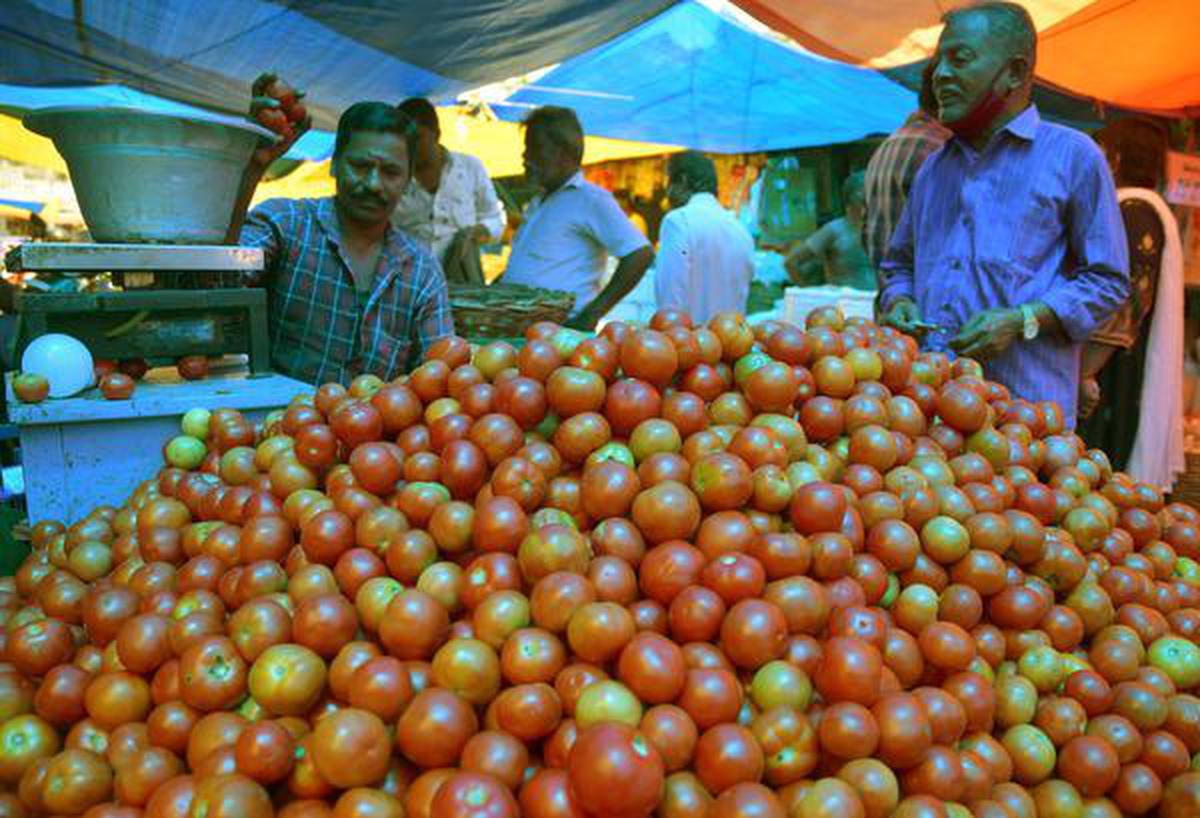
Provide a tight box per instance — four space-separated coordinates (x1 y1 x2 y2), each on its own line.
784 170 875 290
503 105 654 331
392 97 506 284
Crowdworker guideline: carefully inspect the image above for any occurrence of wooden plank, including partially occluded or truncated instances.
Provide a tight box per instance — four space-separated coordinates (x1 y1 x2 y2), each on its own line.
6 368 310 426
5 243 263 272
10 366 310 522
11 289 270 365
14 288 266 312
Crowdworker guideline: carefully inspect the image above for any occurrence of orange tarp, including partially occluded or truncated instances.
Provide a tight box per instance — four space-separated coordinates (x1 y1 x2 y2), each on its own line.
733 0 1200 114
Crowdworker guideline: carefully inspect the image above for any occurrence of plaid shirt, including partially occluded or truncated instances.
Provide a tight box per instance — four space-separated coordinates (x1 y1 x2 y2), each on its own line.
864 111 952 274
241 198 453 385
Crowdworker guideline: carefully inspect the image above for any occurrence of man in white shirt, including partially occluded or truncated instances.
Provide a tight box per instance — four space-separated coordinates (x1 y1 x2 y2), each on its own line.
503 106 654 330
655 151 755 322
392 98 506 277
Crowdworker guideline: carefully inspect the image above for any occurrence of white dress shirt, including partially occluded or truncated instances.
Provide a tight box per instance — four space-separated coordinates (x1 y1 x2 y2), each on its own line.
654 192 755 323
504 171 650 316
393 149 506 261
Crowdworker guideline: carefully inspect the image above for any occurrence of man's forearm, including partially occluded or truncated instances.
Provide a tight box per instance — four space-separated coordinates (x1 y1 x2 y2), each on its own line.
478 209 505 243
580 247 654 323
878 269 915 313
1038 263 1130 343
1080 340 1119 380
787 257 822 286
224 161 269 244
783 243 814 278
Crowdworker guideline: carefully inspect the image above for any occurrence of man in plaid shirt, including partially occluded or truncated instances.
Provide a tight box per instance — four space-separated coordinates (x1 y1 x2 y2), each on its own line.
228 86 452 385
862 76 951 281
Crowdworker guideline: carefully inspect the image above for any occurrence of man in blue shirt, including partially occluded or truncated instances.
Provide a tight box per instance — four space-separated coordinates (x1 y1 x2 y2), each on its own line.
880 1 1128 422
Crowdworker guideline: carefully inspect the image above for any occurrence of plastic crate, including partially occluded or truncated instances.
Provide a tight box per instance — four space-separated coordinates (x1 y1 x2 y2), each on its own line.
783 285 877 325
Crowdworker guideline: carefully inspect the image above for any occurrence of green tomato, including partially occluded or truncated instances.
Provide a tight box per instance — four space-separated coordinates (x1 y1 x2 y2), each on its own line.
750 660 812 711
585 441 636 469
575 680 642 728
879 574 900 608
1017 646 1066 694
733 351 771 386
1175 556 1200 585
165 435 207 469
535 411 560 441
180 407 211 440
1001 724 1056 785
549 329 588 359
1147 636 1200 688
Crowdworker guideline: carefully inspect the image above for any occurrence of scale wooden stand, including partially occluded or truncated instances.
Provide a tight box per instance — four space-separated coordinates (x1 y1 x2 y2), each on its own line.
0 242 312 523
2 242 270 372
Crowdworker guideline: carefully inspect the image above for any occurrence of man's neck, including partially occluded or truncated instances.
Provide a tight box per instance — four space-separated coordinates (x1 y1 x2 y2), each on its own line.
415 145 444 171
541 166 580 197
335 206 387 247
964 99 1030 152
414 146 445 193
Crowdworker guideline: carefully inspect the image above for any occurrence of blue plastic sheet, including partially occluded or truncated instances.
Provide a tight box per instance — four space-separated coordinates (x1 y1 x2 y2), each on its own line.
0 0 675 131
497 2 915 152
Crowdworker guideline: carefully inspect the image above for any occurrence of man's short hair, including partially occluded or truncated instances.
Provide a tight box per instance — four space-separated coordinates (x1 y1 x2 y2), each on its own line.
842 169 866 207
523 106 585 164
397 97 440 134
945 1 1037 69
1095 118 1167 189
667 151 718 195
334 101 419 166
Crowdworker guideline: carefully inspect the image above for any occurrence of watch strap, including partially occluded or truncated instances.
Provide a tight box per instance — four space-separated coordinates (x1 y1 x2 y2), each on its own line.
1019 304 1038 341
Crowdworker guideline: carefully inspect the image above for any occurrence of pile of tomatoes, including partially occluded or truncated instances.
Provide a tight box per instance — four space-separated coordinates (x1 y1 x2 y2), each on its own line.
3 308 1200 818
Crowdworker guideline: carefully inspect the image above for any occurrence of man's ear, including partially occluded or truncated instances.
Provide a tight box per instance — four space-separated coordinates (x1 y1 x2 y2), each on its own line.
1006 55 1032 91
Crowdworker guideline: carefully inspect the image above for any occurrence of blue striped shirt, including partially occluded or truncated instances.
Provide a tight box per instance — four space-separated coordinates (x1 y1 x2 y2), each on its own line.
880 106 1129 422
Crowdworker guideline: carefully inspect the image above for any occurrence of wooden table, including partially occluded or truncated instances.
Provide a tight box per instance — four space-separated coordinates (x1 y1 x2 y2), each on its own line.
6 363 309 524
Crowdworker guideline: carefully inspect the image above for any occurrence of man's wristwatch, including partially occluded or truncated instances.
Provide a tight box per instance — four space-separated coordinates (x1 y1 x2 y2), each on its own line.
1019 304 1039 341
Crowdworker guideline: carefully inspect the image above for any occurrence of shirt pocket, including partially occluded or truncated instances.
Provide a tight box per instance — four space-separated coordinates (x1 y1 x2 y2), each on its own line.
974 257 1044 310
362 293 416 379
998 168 1067 271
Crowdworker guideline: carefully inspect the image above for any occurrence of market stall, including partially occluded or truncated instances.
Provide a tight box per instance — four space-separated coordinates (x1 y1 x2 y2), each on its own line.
0 4 1197 818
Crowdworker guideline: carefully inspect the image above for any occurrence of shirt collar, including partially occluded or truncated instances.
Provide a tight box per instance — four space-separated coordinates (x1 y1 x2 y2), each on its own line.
440 147 459 176
1002 104 1041 142
947 103 1041 156
315 197 342 242
533 170 585 206
314 196 410 282
686 192 720 207
403 148 455 197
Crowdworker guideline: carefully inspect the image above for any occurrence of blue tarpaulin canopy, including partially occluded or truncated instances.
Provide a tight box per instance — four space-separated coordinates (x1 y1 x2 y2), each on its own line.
0 0 675 131
495 1 915 152
0 1 917 157
0 198 44 214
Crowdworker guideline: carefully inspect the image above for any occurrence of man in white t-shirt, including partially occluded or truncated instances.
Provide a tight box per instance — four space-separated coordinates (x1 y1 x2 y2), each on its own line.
655 151 755 322
392 98 506 274
503 106 654 330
